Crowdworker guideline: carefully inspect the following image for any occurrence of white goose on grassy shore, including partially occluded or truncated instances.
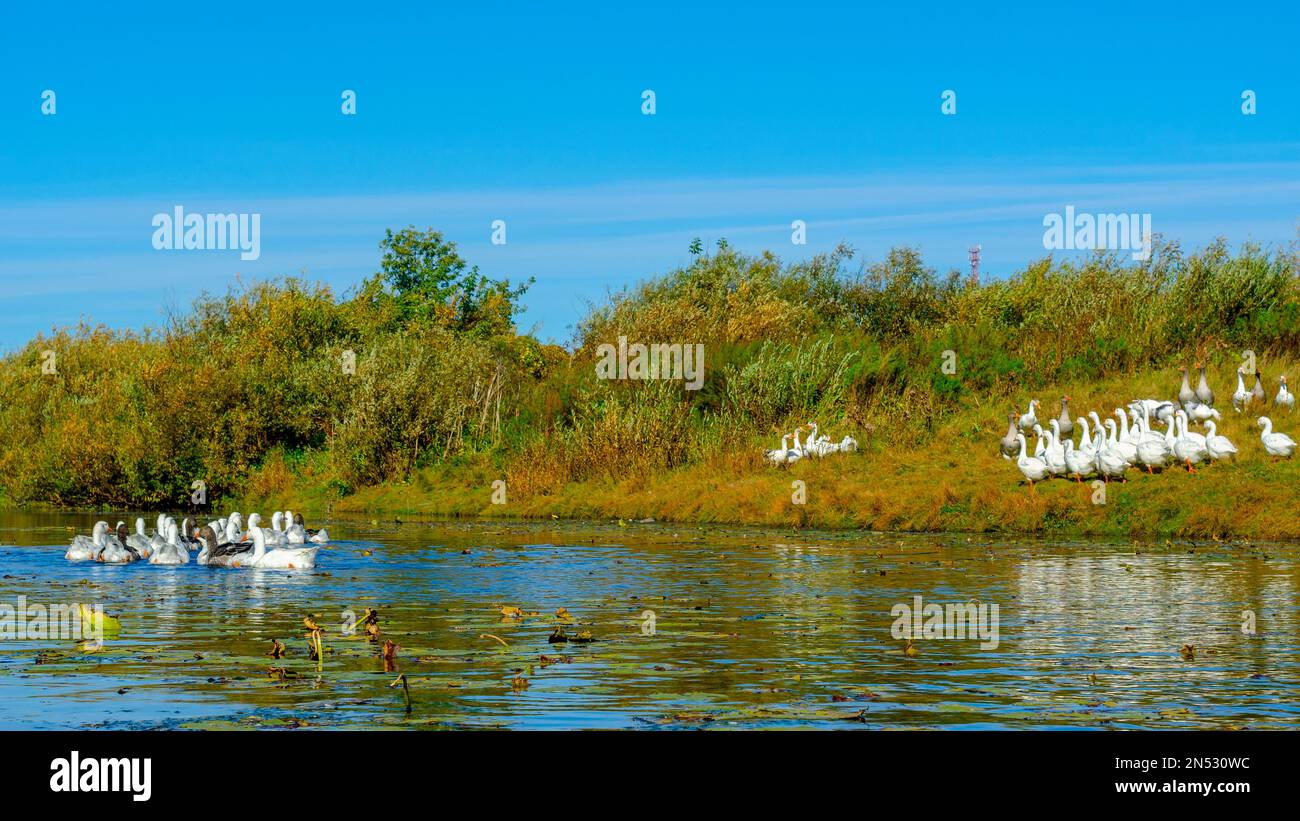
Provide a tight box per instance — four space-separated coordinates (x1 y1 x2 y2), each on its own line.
1276 377 1294 412
1257 416 1297 458
1203 420 1238 462
1015 433 1049 488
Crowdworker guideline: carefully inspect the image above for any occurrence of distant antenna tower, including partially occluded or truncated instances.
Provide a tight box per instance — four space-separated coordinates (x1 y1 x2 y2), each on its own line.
968 244 981 286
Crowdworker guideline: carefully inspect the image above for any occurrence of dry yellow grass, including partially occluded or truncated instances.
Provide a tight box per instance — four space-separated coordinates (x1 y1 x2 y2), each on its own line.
249 361 1300 541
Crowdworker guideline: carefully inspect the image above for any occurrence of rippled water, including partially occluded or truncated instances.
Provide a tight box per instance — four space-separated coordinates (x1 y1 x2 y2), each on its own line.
0 511 1296 730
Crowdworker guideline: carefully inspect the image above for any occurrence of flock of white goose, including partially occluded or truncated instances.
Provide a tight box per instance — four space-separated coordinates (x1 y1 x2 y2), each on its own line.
66 511 327 569
1004 364 1297 487
763 421 858 465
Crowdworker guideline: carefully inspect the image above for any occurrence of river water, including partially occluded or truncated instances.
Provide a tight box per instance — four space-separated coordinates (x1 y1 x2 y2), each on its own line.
0 511 1295 729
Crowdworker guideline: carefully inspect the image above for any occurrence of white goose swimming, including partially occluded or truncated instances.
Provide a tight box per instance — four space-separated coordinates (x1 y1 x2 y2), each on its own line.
223 515 244 546
67 521 110 561
1257 416 1297 458
283 510 307 544
266 512 290 545
245 525 320 569
98 523 143 564
290 512 331 544
149 521 190 565
149 516 172 552
126 518 154 558
195 525 255 567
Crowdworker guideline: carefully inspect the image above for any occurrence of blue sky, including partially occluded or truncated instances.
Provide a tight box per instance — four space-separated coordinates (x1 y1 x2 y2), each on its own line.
2 1 1298 351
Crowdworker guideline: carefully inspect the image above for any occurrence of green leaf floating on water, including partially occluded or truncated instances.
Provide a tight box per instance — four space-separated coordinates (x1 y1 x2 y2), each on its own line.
79 603 121 636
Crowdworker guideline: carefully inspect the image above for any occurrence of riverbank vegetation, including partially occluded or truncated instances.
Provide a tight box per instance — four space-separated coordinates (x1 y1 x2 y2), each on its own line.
3 229 1299 538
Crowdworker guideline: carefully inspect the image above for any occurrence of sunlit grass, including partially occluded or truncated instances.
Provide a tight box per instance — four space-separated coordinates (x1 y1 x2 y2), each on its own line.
2 237 1298 539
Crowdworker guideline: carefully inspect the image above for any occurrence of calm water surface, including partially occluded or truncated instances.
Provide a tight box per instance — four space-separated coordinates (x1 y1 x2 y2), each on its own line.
0 511 1296 730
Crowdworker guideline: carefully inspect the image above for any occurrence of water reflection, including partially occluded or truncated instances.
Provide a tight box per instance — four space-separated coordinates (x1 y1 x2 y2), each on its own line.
0 512 1296 729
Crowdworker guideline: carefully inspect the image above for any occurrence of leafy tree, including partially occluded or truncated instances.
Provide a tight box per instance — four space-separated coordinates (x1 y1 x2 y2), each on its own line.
371 226 532 336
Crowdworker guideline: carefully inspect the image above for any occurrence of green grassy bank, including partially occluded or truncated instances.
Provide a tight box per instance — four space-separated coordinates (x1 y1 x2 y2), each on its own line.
3 229 1298 539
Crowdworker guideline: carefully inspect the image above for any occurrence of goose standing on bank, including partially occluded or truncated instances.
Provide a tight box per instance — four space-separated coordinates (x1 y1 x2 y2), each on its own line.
1252 370 1267 408
1134 412 1171 473
1195 363 1215 406
1203 420 1238 462
1105 419 1138 466
1044 420 1068 477
1178 365 1196 408
1231 369 1251 413
802 422 822 458
1135 432 1170 474
759 433 790 465
1173 414 1208 472
1095 423 1129 482
1276 376 1295 412
805 422 832 457
1075 416 1095 459
1063 439 1095 481
999 413 1020 459
1175 410 1207 449
1018 399 1040 432
1130 399 1176 423
1056 396 1074 438
1015 433 1050 489
789 428 808 463
1257 416 1297 459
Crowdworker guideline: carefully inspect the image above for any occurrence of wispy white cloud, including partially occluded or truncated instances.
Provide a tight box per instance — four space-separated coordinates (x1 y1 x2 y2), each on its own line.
3 160 1298 350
